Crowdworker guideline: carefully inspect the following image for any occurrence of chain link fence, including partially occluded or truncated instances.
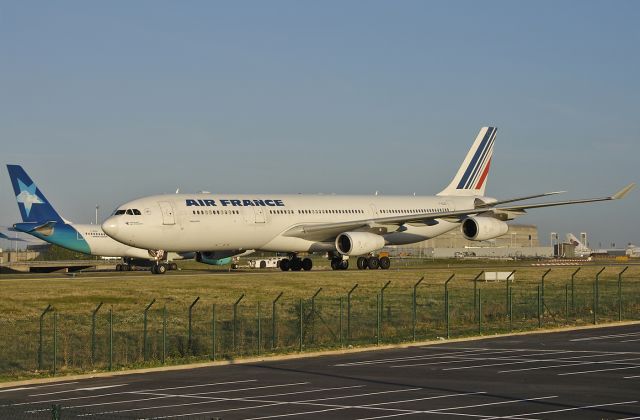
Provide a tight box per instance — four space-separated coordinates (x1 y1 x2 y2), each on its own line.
1 268 638 382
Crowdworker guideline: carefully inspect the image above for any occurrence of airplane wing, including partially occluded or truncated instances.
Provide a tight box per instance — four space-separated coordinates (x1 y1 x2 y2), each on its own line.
282 183 635 242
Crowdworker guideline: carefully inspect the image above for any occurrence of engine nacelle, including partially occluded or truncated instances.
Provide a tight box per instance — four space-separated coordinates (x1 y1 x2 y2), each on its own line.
335 232 385 256
461 217 509 241
196 251 233 266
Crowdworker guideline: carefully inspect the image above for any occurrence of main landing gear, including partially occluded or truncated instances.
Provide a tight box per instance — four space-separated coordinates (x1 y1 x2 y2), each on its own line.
330 256 349 270
356 255 391 270
280 255 313 272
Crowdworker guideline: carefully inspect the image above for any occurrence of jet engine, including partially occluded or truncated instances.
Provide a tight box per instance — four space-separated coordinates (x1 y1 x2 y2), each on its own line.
196 251 233 266
335 232 385 256
461 216 509 241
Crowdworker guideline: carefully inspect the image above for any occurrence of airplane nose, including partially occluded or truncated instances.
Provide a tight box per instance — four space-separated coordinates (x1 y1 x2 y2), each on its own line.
102 217 119 238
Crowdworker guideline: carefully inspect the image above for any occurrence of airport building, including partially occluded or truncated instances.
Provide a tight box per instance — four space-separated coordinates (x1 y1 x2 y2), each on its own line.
387 224 554 259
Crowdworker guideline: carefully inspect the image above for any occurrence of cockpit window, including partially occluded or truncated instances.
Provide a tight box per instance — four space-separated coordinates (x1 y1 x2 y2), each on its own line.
114 209 126 215
126 209 134 215
132 209 141 215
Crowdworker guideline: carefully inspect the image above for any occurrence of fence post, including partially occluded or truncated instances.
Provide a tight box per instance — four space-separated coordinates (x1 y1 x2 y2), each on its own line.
473 271 484 320
509 287 513 331
595 267 606 318
412 277 424 341
571 267 580 314
91 302 103 365
477 289 482 334
53 311 57 376
108 308 113 371
188 296 201 355
593 281 597 325
339 297 344 347
347 284 358 342
444 274 455 339
257 302 262 355
38 304 53 371
310 288 322 344
380 281 391 322
271 292 283 350
618 266 628 322
376 293 381 346
540 269 551 314
506 271 516 320
565 284 569 322
233 294 245 352
299 299 303 352
537 286 541 328
143 299 156 362
162 305 167 364
211 304 216 361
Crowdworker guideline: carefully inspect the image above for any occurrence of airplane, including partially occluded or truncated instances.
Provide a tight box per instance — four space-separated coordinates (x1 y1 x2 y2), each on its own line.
566 233 592 257
6 165 197 271
101 127 635 274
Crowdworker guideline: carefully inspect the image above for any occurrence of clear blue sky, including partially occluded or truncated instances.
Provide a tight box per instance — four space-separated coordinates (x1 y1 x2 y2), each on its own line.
1 1 638 249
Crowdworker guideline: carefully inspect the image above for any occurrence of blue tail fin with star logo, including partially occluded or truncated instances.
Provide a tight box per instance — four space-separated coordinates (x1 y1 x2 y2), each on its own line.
6 165 64 223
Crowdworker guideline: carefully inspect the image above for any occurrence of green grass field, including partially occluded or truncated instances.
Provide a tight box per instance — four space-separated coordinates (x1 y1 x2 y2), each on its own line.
1 260 638 381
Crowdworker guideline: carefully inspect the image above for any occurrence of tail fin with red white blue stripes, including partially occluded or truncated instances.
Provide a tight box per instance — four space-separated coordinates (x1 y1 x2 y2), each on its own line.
437 126 497 197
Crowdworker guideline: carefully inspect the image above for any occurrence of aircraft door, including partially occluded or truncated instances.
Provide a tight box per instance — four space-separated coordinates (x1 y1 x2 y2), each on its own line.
370 204 379 217
158 201 176 225
253 207 266 223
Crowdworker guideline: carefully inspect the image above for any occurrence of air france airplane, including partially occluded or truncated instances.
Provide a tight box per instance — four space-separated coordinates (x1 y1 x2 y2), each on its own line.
6 165 194 271
102 127 634 274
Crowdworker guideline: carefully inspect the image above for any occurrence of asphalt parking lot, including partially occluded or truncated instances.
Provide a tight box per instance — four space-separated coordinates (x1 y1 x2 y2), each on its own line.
1 324 639 419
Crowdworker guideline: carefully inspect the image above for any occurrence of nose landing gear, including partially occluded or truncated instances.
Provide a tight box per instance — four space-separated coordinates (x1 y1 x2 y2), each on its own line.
148 250 175 275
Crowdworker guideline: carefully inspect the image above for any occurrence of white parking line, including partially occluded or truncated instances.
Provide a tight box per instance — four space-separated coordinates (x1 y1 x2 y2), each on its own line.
570 332 640 341
10 379 258 407
483 400 638 419
558 365 640 376
29 383 127 396
142 388 424 420
0 382 79 393
78 385 366 416
390 349 563 368
26 382 311 414
334 348 492 366
499 356 640 373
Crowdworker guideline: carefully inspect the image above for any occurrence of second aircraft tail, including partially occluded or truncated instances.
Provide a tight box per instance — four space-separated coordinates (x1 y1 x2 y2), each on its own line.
6 165 64 224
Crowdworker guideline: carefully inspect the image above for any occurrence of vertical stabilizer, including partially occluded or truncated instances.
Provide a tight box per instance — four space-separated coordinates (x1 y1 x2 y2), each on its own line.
438 127 497 197
6 165 64 223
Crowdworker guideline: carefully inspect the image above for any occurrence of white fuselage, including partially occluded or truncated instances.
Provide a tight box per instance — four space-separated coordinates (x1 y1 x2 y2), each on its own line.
103 193 479 253
68 223 189 261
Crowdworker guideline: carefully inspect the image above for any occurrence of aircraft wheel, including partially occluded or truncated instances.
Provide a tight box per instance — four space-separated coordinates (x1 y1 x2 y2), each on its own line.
356 257 368 270
169 262 178 271
302 258 313 271
367 257 380 270
280 258 290 271
330 257 341 270
339 260 349 270
260 260 267 269
150 265 158 274
157 264 167 274
116 264 122 271
291 258 302 271
124 264 132 271
379 256 391 270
